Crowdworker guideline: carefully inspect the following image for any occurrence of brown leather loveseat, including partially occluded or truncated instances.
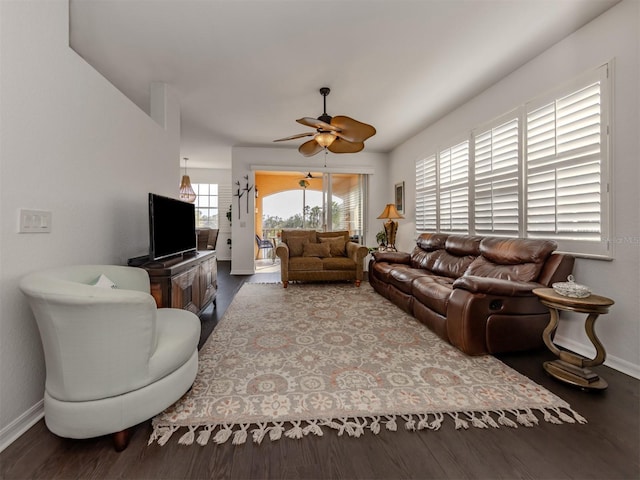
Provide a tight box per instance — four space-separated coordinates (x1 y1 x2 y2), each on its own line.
369 233 574 355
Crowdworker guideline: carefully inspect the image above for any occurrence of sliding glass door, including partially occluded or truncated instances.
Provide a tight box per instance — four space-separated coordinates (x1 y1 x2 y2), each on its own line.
323 173 367 243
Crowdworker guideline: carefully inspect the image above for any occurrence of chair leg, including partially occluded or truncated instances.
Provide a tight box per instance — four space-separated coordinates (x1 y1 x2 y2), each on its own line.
355 280 361 287
112 428 132 452
283 281 288 288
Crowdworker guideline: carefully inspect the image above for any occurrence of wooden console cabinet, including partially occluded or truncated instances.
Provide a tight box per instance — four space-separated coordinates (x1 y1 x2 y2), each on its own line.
140 250 217 315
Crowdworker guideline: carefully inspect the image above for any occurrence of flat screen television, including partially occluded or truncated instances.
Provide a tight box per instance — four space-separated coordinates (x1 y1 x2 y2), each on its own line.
149 193 197 261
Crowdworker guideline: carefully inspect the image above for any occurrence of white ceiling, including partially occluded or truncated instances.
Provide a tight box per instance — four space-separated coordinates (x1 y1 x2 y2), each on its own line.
69 0 619 169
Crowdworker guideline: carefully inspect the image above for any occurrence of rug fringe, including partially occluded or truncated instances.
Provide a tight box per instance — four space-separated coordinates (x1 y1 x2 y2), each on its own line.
149 406 586 446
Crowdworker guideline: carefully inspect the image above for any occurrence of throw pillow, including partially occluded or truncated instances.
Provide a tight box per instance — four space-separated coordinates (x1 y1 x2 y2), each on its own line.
302 242 331 258
286 237 308 257
93 274 117 289
319 237 347 257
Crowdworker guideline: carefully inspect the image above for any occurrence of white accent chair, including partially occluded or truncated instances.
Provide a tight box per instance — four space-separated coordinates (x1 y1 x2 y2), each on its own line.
19 265 201 451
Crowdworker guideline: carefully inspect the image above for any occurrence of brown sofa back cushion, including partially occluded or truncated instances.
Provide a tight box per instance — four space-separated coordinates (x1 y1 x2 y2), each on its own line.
317 231 349 242
319 237 347 257
317 231 349 257
303 242 331 258
281 229 317 257
411 233 448 270
464 237 558 282
413 234 481 279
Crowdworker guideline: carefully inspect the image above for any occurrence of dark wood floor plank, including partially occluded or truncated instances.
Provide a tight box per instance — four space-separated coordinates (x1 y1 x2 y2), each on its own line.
1 262 638 480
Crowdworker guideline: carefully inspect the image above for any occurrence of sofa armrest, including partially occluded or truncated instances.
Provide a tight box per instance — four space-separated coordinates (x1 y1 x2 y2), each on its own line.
346 242 370 281
346 242 369 261
275 243 289 283
453 276 543 296
371 251 411 264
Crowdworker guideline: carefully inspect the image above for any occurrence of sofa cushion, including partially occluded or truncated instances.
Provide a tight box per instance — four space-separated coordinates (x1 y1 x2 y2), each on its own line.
411 233 448 270
322 257 356 271
371 261 403 283
317 231 349 242
289 256 323 271
465 237 558 282
415 233 449 251
303 242 331 258
480 237 557 265
464 257 541 282
319 237 346 257
431 252 477 279
388 267 431 294
286 237 309 257
412 275 454 316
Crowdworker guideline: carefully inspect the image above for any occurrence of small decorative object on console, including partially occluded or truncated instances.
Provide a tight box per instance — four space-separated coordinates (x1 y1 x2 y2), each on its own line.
552 275 591 298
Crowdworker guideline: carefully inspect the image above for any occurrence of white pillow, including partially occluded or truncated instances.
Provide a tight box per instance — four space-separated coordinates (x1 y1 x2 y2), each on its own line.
93 274 117 289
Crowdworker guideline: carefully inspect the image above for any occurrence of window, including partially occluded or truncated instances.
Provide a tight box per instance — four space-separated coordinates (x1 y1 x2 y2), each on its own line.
439 141 469 233
473 116 520 236
193 184 219 228
415 64 611 258
415 154 437 232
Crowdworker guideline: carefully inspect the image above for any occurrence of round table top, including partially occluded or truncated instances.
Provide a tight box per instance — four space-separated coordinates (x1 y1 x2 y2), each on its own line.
532 287 614 312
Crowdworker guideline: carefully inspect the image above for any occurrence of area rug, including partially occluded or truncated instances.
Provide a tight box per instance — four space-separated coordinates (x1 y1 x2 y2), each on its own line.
149 283 585 446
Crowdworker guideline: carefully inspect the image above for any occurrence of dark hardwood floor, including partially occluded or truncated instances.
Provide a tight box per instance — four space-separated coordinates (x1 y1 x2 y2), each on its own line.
1 261 638 480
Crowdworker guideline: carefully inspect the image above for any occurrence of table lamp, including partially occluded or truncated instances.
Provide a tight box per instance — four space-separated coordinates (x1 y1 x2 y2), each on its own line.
377 203 404 251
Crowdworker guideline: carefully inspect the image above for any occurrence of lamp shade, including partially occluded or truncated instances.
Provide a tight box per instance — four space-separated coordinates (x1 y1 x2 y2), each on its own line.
377 203 404 220
179 175 196 203
179 157 197 203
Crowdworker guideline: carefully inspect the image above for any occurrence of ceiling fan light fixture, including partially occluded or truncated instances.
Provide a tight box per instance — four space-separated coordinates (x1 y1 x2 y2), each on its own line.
315 131 336 148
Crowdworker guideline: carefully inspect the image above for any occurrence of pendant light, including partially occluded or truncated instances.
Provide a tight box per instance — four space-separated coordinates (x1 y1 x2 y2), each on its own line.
179 157 196 203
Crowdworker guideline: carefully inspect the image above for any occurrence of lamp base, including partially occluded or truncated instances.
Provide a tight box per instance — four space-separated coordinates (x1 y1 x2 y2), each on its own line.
383 220 398 251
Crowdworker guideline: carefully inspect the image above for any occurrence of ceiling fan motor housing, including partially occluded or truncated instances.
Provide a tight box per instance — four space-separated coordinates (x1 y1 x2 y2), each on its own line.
317 113 332 126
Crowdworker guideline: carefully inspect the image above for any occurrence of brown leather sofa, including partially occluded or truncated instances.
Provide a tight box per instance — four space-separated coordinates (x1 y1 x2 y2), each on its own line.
369 233 574 355
276 229 369 288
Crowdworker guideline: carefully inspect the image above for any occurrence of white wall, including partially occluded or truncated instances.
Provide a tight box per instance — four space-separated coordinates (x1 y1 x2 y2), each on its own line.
390 0 639 377
0 0 181 449
231 147 390 274
188 167 233 261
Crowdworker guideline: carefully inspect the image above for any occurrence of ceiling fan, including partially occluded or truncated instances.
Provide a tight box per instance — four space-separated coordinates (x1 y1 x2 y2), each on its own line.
274 87 376 157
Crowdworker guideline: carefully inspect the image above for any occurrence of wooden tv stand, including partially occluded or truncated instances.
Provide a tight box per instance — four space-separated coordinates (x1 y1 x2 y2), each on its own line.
139 250 217 315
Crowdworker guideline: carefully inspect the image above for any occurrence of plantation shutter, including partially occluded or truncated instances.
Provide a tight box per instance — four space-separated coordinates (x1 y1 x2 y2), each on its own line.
474 117 520 235
219 183 233 231
439 141 469 233
526 78 603 243
415 155 437 232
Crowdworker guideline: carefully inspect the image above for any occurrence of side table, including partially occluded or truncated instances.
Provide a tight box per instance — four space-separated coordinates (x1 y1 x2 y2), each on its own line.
532 288 614 390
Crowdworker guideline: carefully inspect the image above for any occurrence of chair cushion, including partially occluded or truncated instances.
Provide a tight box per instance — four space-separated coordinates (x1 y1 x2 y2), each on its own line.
148 308 200 383
303 242 331 258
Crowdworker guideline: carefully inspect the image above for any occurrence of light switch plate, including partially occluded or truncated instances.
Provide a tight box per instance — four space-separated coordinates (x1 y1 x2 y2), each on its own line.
19 209 52 233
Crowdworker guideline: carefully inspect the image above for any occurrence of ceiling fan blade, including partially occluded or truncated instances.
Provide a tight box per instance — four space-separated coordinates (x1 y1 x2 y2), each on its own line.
273 132 315 142
327 138 365 154
297 117 340 131
298 139 324 157
331 116 376 143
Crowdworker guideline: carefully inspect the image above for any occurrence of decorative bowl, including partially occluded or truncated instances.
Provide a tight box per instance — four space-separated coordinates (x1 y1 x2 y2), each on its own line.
552 275 591 298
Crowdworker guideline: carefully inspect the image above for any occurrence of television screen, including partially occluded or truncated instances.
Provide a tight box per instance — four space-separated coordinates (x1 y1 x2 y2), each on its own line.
149 193 197 261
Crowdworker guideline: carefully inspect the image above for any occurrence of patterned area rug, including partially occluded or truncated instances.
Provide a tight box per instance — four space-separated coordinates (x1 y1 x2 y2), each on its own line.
149 283 585 446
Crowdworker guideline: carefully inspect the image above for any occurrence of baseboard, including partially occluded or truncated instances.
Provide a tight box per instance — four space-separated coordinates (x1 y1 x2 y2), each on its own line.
0 399 44 453
555 334 640 380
